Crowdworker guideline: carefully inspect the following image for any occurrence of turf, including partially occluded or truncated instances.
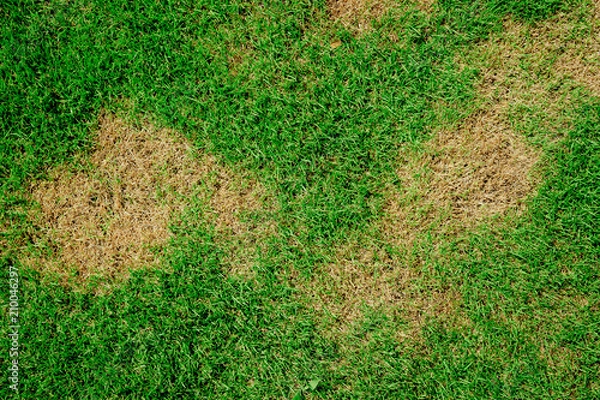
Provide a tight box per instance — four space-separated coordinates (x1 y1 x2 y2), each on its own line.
1 0 599 398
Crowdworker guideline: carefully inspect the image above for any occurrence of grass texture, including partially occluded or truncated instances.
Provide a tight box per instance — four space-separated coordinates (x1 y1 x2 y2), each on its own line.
1 0 598 398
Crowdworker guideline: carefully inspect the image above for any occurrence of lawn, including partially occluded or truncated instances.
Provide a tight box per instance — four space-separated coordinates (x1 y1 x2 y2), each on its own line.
1 0 599 398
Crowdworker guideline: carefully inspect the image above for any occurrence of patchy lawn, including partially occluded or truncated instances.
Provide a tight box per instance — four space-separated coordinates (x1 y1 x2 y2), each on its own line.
1 0 598 398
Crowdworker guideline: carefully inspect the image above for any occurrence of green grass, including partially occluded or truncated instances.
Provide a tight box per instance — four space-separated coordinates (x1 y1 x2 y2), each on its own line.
1 0 599 398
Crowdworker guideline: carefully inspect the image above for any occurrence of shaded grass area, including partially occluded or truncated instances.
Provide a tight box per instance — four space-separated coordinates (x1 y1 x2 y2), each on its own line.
1 0 598 398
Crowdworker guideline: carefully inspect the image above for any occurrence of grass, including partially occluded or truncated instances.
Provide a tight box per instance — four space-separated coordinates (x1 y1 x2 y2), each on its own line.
1 0 599 398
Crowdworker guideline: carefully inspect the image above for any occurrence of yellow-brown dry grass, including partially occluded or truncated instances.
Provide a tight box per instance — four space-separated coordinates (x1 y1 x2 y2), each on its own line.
26 113 275 286
303 5 600 349
299 5 600 339
305 126 532 339
384 106 541 250
204 166 277 278
304 234 464 340
327 0 435 32
303 4 600 334
525 7 600 98
471 6 600 122
383 4 600 250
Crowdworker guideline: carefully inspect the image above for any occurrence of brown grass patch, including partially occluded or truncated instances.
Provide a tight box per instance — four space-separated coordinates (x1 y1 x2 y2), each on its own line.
300 231 464 340
472 6 600 122
384 105 541 250
327 0 435 31
308 106 535 337
382 5 600 250
541 10 600 97
205 166 277 278
227 42 255 77
307 4 600 334
26 113 275 286
524 12 599 97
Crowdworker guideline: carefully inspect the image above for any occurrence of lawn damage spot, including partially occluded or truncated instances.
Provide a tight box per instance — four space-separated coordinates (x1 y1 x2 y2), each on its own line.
527 10 600 98
468 8 600 134
327 0 388 31
25 113 275 287
382 5 600 250
304 5 600 338
384 105 541 249
327 0 435 32
205 165 278 279
304 235 463 339
305 108 537 340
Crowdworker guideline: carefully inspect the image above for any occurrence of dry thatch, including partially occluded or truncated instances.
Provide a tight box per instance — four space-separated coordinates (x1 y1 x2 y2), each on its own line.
327 0 435 32
384 105 540 250
304 236 463 339
26 113 275 286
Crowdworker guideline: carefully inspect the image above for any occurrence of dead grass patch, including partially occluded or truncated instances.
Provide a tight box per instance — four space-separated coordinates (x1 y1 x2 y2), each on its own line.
384 105 541 251
542 11 600 97
327 0 435 32
204 166 277 278
300 231 464 341
304 22 519 338
26 113 275 287
383 5 600 251
304 3 600 336
472 6 600 125
527 12 599 97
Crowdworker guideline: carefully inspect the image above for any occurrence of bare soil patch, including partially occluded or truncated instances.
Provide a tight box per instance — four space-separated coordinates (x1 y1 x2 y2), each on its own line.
26 113 275 286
